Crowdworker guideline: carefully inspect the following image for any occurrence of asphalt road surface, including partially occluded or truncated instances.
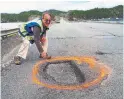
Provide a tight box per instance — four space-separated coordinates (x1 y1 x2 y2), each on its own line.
1 19 123 99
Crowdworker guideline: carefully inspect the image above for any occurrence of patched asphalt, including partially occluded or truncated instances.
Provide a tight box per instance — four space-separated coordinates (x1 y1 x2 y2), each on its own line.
1 19 123 99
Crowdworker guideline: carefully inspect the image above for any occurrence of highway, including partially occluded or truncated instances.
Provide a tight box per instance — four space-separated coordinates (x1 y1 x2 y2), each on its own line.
1 19 123 99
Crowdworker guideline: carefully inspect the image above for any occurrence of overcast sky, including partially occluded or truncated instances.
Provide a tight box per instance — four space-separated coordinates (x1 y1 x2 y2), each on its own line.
0 0 123 13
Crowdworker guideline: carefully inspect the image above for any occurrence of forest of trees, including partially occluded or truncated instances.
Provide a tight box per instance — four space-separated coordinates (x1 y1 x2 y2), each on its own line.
67 5 123 21
1 9 65 22
1 5 123 22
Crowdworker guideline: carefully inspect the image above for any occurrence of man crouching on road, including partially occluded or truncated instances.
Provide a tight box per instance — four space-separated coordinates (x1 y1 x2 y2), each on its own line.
14 12 52 65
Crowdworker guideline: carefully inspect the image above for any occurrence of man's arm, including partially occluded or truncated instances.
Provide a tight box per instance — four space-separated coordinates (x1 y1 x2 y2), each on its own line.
33 26 43 53
41 35 48 53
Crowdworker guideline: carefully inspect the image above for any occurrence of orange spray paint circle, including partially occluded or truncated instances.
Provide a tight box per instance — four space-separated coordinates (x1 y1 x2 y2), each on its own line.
32 56 111 90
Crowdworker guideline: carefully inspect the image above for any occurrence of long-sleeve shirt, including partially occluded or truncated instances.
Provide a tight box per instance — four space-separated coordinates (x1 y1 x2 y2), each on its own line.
33 26 45 53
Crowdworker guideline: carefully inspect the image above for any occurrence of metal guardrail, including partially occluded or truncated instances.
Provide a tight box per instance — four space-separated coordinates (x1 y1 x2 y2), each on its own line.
1 28 19 40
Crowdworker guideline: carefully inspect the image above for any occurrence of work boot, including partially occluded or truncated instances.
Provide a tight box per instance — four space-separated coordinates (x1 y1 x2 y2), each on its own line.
14 56 22 65
39 53 51 59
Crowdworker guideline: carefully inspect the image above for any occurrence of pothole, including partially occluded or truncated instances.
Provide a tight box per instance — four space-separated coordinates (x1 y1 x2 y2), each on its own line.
47 62 78 84
32 56 111 90
46 61 85 85
37 60 100 86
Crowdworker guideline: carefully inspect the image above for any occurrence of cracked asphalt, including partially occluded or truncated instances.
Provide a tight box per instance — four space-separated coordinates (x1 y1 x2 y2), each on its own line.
1 19 123 99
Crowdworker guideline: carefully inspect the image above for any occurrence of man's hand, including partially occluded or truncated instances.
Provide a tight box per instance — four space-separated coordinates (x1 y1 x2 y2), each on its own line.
41 51 46 58
40 52 51 59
